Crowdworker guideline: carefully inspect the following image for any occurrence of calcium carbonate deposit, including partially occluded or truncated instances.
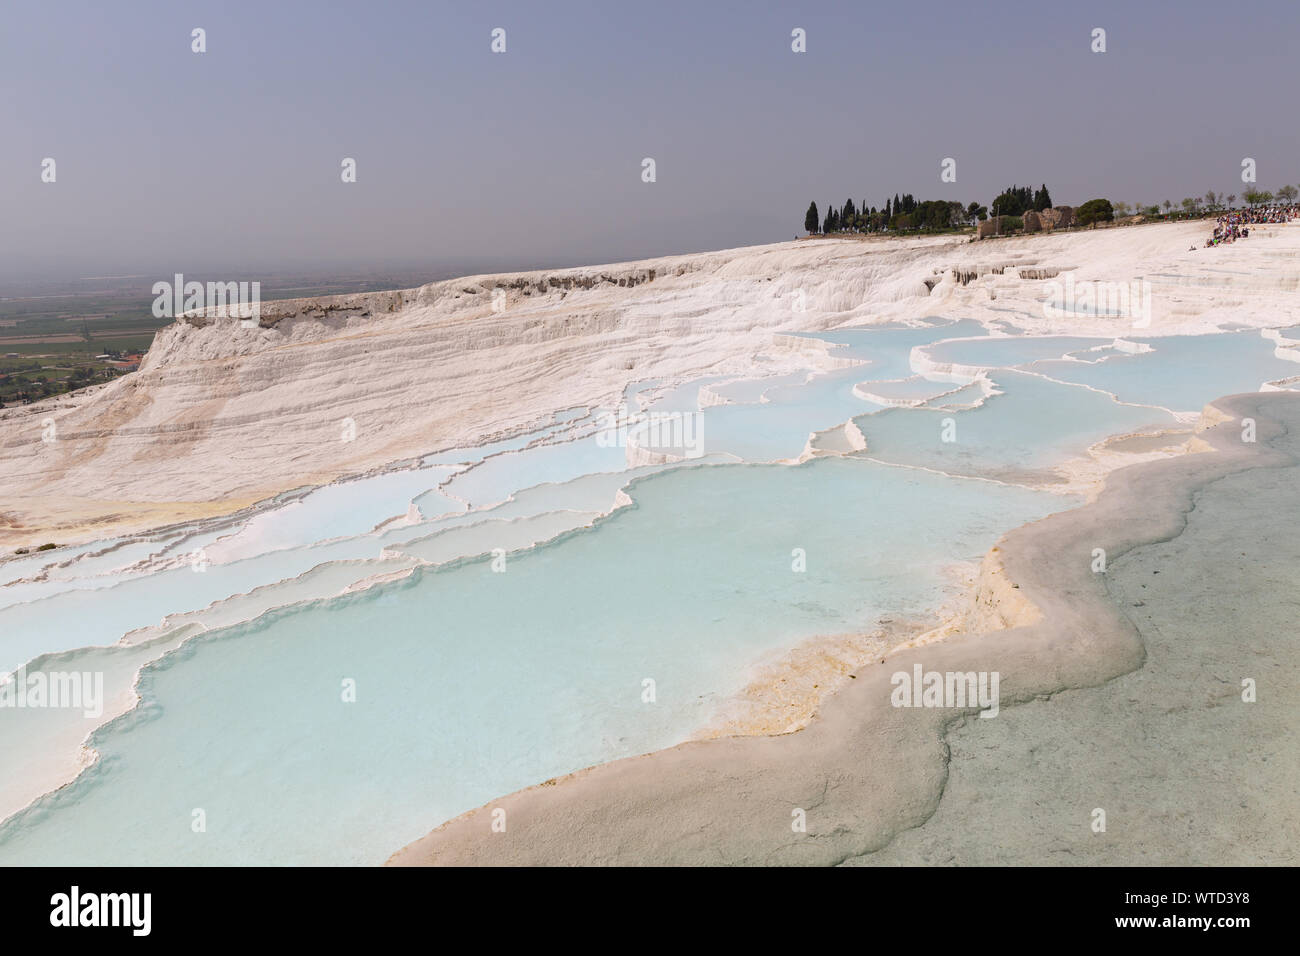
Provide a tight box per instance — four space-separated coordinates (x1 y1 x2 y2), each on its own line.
3 220 1300 863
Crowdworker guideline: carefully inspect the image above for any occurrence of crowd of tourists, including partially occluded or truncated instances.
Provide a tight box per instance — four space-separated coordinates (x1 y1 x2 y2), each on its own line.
1206 205 1300 246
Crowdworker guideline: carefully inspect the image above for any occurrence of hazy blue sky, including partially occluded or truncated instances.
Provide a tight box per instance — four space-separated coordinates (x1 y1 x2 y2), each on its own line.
4 0 1299 280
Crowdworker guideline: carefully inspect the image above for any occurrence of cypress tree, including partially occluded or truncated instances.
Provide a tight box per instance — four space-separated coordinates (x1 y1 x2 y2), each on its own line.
805 201 820 234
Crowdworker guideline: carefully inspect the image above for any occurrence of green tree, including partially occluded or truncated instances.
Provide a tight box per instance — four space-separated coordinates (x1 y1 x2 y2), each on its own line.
804 201 819 234
991 185 1033 217
1076 198 1115 226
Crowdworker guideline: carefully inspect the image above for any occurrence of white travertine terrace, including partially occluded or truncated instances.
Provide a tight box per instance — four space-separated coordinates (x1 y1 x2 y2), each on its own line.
3 219 1299 550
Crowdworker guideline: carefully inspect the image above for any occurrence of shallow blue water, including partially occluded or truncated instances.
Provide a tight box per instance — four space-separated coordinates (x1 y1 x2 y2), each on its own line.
856 370 1177 480
1 315 1293 865
923 335 1110 369
0 457 1069 865
1030 331 1300 411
